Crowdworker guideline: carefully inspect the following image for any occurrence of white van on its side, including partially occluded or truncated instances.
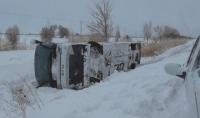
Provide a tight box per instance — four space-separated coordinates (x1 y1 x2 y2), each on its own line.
34 41 141 89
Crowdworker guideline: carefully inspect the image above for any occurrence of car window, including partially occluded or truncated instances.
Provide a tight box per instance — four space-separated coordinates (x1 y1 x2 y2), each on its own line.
187 37 200 67
193 51 200 70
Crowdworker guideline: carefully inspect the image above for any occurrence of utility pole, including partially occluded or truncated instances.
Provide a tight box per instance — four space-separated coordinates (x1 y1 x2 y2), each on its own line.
80 21 83 35
46 17 50 27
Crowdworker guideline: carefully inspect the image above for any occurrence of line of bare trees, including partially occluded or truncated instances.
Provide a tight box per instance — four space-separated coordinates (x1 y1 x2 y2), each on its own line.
0 24 70 50
0 0 190 49
0 0 116 46
143 21 187 42
40 25 70 42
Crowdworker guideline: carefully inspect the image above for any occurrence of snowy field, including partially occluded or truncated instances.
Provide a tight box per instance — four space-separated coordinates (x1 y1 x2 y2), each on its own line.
0 40 196 118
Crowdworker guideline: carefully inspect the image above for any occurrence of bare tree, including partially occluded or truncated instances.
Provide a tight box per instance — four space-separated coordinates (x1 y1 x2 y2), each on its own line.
125 35 131 42
40 25 57 42
58 25 70 38
115 27 120 42
154 25 180 40
0 34 2 49
88 0 113 42
143 21 152 43
5 25 20 49
162 25 180 38
154 25 163 40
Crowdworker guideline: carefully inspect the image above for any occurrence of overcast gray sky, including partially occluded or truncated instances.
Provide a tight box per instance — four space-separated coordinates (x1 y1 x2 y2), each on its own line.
0 0 199 37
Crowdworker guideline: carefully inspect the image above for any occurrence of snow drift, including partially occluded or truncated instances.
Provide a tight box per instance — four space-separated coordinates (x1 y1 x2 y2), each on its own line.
0 40 195 118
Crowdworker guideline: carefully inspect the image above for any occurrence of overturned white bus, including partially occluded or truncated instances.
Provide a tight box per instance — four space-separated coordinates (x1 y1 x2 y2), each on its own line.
34 41 141 89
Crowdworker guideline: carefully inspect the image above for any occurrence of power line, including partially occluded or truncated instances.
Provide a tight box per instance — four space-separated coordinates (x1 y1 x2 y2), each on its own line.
0 11 73 23
0 32 40 36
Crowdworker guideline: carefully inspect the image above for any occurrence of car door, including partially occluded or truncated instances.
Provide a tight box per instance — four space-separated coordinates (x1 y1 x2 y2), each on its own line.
192 52 200 118
186 37 200 118
186 70 200 118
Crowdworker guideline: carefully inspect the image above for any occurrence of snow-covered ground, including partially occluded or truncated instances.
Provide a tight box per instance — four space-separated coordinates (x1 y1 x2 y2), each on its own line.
0 40 195 118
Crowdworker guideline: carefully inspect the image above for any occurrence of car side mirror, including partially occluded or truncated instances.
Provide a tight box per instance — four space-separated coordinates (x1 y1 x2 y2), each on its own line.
165 63 182 76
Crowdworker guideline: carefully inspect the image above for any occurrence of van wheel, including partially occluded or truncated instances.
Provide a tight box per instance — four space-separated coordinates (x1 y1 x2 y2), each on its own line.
130 63 136 69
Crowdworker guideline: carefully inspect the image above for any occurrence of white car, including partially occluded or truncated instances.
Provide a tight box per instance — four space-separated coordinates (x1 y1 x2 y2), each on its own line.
165 36 200 118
